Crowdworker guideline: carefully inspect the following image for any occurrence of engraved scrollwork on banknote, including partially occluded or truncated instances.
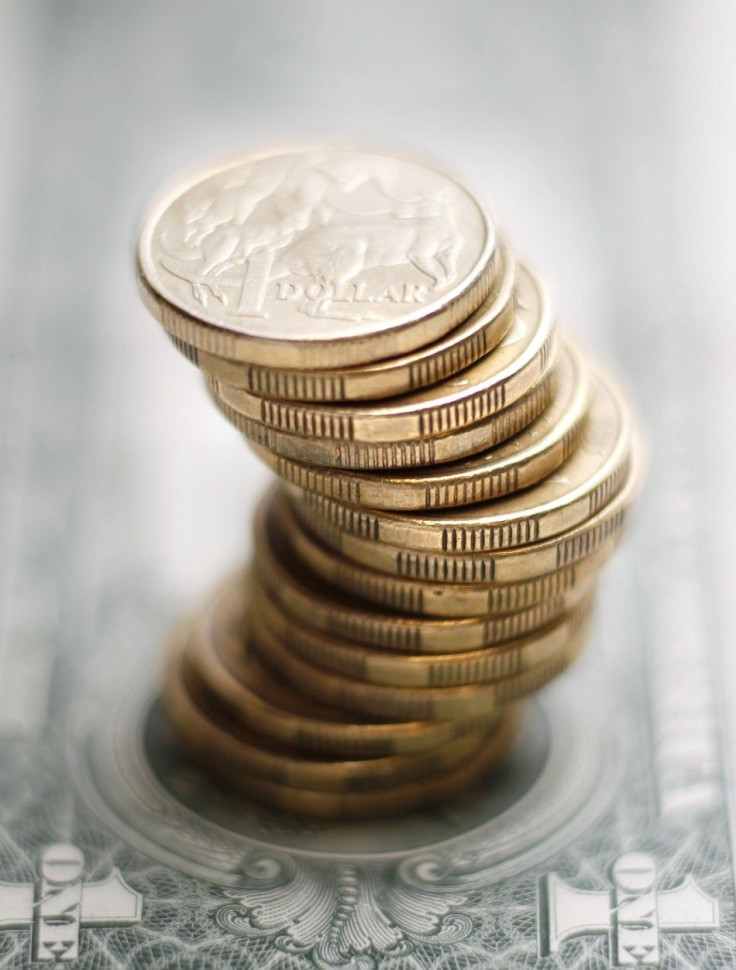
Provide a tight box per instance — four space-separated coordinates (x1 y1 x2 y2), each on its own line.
216 861 472 970
67 672 625 966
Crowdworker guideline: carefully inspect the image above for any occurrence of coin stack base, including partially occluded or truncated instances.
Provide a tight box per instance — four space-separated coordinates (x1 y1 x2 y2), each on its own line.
138 147 641 820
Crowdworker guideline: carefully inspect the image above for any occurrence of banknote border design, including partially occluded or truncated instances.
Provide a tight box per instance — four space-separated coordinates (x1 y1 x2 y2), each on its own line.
63 670 624 966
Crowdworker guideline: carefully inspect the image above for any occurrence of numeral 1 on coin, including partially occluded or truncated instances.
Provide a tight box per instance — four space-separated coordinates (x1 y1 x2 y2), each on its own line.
236 251 276 316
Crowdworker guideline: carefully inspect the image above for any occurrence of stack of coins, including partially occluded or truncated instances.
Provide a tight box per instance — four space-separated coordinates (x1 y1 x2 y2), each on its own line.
137 147 641 820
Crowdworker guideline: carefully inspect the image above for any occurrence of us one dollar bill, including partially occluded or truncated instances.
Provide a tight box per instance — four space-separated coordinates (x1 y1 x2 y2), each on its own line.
1 4 734 965
0 338 732 970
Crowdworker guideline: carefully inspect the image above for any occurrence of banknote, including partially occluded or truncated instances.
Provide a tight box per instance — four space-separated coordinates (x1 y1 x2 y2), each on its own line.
0 329 732 970
2 4 735 968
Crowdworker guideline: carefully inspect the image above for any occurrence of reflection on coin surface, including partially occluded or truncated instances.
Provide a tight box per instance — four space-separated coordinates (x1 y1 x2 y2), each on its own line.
251 601 589 720
169 241 516 402
263 340 589 509
254 500 596 653
187 575 499 756
212 262 553 443
292 368 632 550
138 147 497 368
294 444 641 583
272 489 620 616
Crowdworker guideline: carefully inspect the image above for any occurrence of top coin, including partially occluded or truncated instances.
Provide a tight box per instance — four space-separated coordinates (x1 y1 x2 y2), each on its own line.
137 147 497 369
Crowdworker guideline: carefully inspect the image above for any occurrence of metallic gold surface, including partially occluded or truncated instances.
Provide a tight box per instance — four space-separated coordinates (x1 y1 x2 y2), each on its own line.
253 338 589 509
294 445 641 583
254 583 596 687
166 634 491 794
290 369 632 549
254 500 597 651
168 242 516 401
218 363 557 470
276 490 622 616
211 263 553 443
186 575 498 756
251 603 589 719
174 688 518 821
138 147 497 368
139 145 642 820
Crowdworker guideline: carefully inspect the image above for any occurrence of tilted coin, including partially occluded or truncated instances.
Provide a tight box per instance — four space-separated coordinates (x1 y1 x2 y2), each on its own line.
176 695 518 821
216 361 557 471
260 340 589 510
274 489 622 616
254 500 597 652
253 584 596 687
139 143 646 827
251 603 590 720
292 443 642 584
187 573 497 756
211 262 554 443
166 624 493 793
168 241 516 402
291 368 632 552
138 147 497 369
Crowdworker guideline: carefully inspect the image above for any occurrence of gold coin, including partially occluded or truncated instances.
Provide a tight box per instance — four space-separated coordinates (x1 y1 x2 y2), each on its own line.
293 443 642 583
254 500 597 652
253 583 596 687
260 339 589 509
275 490 622 616
251 603 590 720
217 361 557 471
137 147 497 369
178 704 518 821
291 368 632 552
166 623 495 794
185 573 498 756
211 262 554 443
167 241 516 402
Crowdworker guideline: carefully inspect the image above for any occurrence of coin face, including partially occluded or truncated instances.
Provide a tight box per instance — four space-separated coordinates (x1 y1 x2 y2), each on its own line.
168 240 516 402
138 147 496 368
212 262 554 443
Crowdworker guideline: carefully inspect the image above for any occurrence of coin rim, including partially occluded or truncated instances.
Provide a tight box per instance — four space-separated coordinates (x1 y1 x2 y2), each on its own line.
251 606 589 719
255 502 598 653
291 368 633 550
291 442 642 583
137 145 497 368
253 580 597 687
185 573 497 756
272 488 623 615
168 241 517 402
218 355 558 471
211 262 554 442
264 340 588 509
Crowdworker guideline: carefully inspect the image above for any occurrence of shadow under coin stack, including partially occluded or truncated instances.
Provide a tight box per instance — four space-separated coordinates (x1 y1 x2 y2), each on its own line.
137 147 641 820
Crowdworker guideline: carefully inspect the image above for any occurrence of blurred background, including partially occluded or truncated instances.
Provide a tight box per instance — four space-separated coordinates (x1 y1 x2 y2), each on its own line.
1 1 735 758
